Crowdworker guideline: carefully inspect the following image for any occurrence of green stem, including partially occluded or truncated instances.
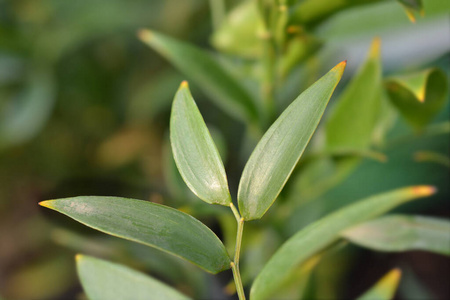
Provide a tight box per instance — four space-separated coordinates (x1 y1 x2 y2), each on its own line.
230 203 246 300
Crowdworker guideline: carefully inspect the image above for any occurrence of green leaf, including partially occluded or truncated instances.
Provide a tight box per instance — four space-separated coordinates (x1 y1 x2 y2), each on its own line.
326 38 382 152
289 0 381 27
0 69 55 150
250 185 436 300
39 197 231 274
171 82 232 206
385 68 448 130
77 255 191 300
238 61 346 220
138 29 259 124
357 268 402 300
211 0 264 58
343 215 450 255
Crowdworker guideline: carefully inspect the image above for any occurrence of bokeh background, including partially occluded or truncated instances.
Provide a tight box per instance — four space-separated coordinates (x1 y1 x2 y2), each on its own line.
1 0 449 299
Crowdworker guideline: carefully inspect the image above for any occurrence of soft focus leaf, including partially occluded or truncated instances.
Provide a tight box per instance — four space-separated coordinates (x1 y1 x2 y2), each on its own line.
343 215 450 255
385 68 448 130
397 0 424 22
414 151 450 167
77 255 191 300
0 69 55 150
39 197 231 274
357 268 402 300
138 29 259 123
238 61 346 220
211 0 263 58
250 186 436 300
289 0 381 27
171 82 232 206
326 38 382 151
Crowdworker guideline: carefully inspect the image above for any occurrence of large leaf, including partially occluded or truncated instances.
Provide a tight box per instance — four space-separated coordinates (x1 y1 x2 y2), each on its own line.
138 29 259 124
250 186 436 300
77 255 190 300
343 214 450 255
385 68 448 130
238 61 346 220
171 82 232 206
357 268 402 300
326 38 382 152
39 197 231 274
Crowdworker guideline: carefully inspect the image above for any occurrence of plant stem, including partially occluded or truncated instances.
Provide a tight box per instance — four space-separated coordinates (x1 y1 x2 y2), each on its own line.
229 203 246 300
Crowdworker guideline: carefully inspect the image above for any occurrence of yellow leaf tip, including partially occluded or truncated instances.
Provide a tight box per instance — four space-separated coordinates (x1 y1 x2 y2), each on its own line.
412 185 437 197
137 29 153 42
332 60 347 76
370 37 381 58
38 200 52 208
75 254 84 262
180 80 189 88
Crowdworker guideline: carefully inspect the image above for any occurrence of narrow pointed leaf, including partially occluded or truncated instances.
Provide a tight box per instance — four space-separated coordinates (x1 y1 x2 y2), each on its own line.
138 29 258 123
77 255 191 300
39 197 231 274
357 268 402 300
250 186 435 300
385 68 448 130
238 61 346 220
343 215 450 255
171 82 232 206
326 38 382 151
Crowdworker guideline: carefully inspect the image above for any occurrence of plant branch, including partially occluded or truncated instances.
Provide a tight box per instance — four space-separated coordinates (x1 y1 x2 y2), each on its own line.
229 203 246 300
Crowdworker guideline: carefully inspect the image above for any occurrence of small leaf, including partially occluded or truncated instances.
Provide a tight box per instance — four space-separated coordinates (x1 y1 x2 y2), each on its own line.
238 61 346 220
39 197 231 274
357 268 402 300
385 68 448 130
77 255 191 300
250 186 436 300
138 29 259 123
343 215 450 255
326 38 382 152
171 82 232 206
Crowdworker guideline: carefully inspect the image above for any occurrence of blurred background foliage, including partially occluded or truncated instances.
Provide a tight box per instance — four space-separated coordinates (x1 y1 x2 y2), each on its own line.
0 0 449 299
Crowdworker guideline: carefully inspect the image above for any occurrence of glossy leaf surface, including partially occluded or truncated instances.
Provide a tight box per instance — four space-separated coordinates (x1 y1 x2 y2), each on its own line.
238 61 346 220
77 255 190 300
343 215 450 255
385 68 448 130
40 197 231 274
357 268 402 300
250 186 435 300
326 38 382 151
138 29 258 123
171 82 231 206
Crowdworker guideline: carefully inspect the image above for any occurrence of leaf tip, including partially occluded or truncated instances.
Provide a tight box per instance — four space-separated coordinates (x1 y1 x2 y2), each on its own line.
391 268 402 279
370 37 382 58
180 80 189 89
38 200 53 209
137 29 153 42
332 60 347 77
75 254 84 262
412 185 437 197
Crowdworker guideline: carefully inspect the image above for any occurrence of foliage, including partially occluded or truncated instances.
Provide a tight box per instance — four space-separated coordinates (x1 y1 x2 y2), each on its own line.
1 0 449 299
